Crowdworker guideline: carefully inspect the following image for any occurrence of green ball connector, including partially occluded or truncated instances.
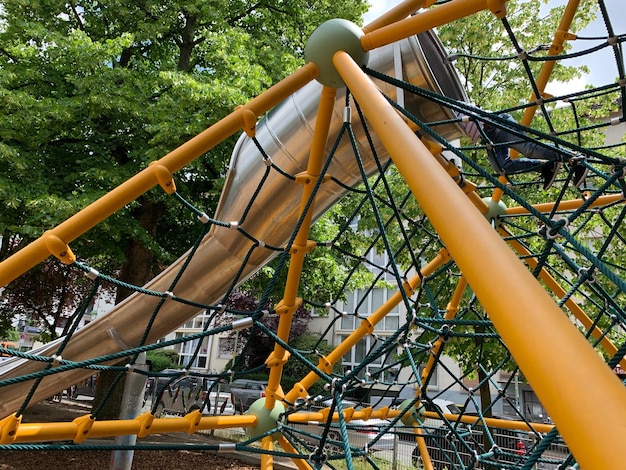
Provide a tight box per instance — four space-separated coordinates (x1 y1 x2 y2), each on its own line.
482 197 508 228
246 397 286 440
399 399 425 426
304 19 369 88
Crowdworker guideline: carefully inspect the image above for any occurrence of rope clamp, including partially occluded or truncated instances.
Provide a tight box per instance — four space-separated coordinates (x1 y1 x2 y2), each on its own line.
309 448 328 464
343 106 352 123
578 267 596 284
546 218 569 239
85 267 100 280
611 161 626 178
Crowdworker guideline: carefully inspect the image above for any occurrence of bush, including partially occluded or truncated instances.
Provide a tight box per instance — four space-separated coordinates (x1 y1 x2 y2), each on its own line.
282 333 342 397
147 349 179 372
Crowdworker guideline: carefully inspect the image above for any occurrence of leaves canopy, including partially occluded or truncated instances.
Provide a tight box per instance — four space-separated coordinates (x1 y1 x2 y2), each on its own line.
0 0 368 337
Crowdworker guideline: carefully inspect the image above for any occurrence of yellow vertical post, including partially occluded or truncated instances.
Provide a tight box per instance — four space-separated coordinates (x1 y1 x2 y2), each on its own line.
413 276 467 470
264 86 337 410
421 276 468 385
261 435 274 470
332 49 626 470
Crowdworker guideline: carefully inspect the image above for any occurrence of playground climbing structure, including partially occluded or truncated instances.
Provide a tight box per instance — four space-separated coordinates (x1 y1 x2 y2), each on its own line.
1 1 626 469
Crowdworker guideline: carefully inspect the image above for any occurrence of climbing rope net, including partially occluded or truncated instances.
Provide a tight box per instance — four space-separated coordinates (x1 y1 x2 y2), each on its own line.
1 1 625 469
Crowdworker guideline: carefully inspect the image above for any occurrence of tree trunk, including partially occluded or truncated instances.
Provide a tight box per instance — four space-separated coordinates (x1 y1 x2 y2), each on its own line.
474 323 493 418
92 199 163 419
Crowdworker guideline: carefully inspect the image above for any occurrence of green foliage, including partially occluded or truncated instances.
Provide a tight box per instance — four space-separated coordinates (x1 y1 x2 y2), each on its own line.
0 329 20 342
0 0 369 329
437 0 597 108
146 349 180 372
281 333 342 396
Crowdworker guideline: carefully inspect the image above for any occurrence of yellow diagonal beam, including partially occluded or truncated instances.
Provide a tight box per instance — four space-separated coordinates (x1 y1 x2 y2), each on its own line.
495 0 580 200
363 0 433 34
500 226 626 372
518 0 581 127
333 48 626 470
277 435 313 470
361 0 508 52
0 63 319 288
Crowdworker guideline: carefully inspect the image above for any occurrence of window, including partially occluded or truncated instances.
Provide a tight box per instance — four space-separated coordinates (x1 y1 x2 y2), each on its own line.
340 334 400 382
338 288 401 332
177 337 210 369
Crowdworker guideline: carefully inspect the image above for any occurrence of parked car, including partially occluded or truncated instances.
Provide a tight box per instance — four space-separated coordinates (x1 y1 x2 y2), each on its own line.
291 399 396 452
154 375 234 416
230 378 268 412
144 369 182 401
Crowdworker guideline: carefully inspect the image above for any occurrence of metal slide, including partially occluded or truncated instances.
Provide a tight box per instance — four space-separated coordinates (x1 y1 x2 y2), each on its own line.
0 31 466 417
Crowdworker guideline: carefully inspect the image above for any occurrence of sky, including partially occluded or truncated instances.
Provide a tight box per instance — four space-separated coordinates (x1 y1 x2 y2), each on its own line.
362 0 625 93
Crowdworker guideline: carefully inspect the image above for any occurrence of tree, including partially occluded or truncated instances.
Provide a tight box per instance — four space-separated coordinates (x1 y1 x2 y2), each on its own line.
0 0 369 308
146 349 180 373
0 258 114 341
0 0 368 418
221 290 311 372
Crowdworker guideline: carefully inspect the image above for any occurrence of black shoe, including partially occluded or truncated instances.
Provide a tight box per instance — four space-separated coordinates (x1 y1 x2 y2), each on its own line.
541 162 562 190
572 162 588 187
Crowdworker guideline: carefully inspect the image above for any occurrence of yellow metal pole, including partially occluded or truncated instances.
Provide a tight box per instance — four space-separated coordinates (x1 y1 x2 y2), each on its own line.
261 435 274 470
264 86 337 411
505 193 625 215
518 0 581 127
283 249 451 403
505 1 579 167
0 62 319 288
8 412 257 444
333 49 626 470
363 0 431 34
421 276 468 386
277 435 313 470
411 276 467 470
361 0 507 52
501 227 626 372
487 1 579 199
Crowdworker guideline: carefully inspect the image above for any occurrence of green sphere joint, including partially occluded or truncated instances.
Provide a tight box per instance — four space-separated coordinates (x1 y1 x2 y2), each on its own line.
246 397 286 440
399 399 425 426
304 19 369 88
482 197 508 228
